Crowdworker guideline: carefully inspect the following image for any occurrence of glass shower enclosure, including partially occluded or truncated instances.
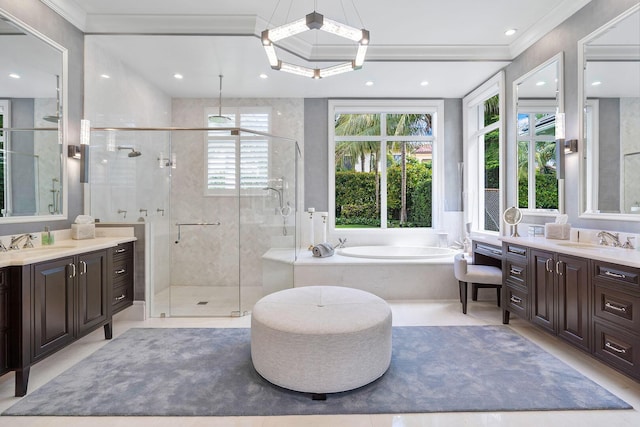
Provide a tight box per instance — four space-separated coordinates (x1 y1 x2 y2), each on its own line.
88 127 299 317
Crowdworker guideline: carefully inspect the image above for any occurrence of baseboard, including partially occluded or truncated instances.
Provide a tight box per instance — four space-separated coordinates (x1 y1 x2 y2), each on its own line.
114 301 146 321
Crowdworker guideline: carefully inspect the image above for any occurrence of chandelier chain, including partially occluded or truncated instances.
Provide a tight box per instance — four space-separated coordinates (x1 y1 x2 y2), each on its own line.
350 0 365 29
266 0 283 28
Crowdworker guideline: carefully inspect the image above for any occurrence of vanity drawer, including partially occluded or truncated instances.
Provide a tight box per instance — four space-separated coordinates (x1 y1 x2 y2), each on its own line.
474 243 503 259
504 260 527 288
593 320 640 379
112 282 133 312
504 286 528 319
112 242 133 262
504 243 527 261
112 258 133 284
594 284 640 332
594 262 639 290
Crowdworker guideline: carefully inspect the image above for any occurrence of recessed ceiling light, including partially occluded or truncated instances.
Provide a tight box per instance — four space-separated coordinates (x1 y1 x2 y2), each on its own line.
365 81 374 86
536 81 546 86
259 73 268 79
174 73 184 79
9 73 20 79
591 81 602 86
100 74 110 79
505 29 517 36
420 81 429 86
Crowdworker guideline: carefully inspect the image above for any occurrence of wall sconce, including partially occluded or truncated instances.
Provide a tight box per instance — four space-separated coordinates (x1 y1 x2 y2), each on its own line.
67 145 81 159
564 139 578 153
158 152 177 169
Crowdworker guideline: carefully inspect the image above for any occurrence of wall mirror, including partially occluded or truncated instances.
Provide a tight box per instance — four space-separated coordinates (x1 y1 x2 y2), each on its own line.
579 5 640 221
514 52 564 215
0 10 67 223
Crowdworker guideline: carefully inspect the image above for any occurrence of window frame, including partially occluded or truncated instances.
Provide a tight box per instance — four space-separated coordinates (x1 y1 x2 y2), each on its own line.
328 99 445 237
463 72 505 236
204 106 272 197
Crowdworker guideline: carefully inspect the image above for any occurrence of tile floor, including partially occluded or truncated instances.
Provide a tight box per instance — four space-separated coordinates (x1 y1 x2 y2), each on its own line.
0 299 639 427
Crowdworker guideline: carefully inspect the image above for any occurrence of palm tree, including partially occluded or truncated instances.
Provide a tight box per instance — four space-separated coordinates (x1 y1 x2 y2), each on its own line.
387 114 431 223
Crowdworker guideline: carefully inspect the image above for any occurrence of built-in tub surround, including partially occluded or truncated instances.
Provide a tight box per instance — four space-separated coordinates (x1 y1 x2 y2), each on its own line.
269 249 460 301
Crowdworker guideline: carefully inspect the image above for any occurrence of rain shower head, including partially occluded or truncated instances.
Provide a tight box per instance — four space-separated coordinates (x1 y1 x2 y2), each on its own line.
117 146 142 157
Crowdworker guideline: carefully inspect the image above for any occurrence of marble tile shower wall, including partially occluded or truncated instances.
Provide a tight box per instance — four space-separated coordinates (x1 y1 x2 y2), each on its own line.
34 98 61 215
170 98 303 288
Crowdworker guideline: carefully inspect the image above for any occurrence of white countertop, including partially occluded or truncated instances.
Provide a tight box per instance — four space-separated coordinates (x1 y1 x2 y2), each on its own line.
0 236 136 267
500 235 640 268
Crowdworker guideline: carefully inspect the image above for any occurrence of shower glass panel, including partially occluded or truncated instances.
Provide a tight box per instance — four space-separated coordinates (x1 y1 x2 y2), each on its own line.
88 128 298 318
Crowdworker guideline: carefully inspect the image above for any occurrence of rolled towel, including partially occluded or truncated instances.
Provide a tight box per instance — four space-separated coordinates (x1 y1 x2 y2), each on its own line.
312 242 335 258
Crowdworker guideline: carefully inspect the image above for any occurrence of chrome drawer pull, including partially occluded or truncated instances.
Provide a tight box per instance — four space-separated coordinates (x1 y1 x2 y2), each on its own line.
509 248 526 256
115 248 126 253
115 294 126 301
556 261 563 276
605 342 627 354
115 268 126 275
605 302 628 313
510 295 522 304
510 267 522 276
604 271 626 279
491 249 502 255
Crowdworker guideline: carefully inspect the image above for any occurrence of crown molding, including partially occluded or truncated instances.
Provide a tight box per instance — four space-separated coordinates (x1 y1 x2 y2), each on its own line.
84 14 257 34
508 0 592 58
40 0 87 31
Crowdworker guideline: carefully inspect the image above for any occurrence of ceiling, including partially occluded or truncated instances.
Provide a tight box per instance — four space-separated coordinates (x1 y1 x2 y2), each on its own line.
42 0 592 98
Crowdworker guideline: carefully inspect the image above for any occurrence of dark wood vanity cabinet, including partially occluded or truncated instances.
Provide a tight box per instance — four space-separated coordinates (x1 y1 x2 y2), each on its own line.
110 242 134 315
500 240 639 381
502 243 529 322
530 249 590 351
3 244 132 396
592 261 640 380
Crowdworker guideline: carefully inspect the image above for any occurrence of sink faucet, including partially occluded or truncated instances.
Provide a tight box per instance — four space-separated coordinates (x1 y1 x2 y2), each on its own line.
10 233 35 250
597 231 621 247
0 240 7 252
621 237 636 250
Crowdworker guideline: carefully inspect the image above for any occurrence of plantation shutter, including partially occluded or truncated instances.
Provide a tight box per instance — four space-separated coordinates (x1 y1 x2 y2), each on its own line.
206 110 270 193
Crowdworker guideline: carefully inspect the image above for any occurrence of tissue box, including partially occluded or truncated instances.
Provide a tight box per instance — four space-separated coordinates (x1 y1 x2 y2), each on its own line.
71 223 95 240
544 223 571 240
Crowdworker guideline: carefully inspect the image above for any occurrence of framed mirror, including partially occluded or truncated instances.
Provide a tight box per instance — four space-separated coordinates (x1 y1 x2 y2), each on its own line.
513 52 564 215
579 4 640 221
0 9 67 223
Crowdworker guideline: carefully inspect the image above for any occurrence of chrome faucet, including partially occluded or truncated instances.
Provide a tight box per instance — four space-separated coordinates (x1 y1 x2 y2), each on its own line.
117 209 127 219
0 240 7 252
621 237 636 250
597 231 621 247
10 233 35 250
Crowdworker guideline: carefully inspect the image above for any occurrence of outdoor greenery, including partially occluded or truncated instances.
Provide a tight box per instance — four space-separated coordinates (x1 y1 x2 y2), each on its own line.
334 112 433 228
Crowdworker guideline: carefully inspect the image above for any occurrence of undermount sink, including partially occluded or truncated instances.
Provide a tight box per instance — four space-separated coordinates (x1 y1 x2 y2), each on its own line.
555 242 610 250
7 245 76 256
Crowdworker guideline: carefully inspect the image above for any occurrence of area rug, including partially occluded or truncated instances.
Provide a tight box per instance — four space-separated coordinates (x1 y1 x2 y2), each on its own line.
3 326 631 416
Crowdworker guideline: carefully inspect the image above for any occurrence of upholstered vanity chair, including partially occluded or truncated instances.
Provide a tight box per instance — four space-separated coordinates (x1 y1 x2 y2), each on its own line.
453 253 503 314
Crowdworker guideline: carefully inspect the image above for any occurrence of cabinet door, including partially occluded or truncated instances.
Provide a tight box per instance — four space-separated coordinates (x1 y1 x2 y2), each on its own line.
531 249 556 333
77 250 108 337
557 254 590 351
33 257 75 360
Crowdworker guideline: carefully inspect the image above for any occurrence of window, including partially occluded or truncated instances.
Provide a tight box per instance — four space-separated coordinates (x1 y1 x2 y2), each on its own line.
205 108 270 195
329 100 443 231
517 101 559 211
463 72 504 234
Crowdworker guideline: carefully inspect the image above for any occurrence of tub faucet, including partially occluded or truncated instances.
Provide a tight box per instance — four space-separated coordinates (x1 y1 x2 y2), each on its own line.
337 238 347 249
10 233 35 250
117 209 127 219
597 231 621 247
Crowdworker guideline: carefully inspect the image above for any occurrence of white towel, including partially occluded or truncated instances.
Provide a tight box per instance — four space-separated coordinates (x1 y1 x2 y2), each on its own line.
312 243 335 258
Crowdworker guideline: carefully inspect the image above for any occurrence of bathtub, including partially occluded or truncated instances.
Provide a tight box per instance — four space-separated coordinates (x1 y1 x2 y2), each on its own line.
338 245 456 260
279 245 460 301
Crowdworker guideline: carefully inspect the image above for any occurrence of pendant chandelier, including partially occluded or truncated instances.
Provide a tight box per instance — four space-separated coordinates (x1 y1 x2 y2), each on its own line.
261 2 369 79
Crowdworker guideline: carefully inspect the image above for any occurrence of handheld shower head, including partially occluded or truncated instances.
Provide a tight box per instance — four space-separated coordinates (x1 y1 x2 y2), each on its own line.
117 146 142 157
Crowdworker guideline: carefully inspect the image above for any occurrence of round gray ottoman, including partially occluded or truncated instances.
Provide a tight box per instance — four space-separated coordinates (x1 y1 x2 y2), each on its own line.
250 286 392 395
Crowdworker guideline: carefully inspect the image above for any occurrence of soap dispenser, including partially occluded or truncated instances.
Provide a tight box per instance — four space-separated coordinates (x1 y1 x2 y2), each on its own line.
42 226 54 245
